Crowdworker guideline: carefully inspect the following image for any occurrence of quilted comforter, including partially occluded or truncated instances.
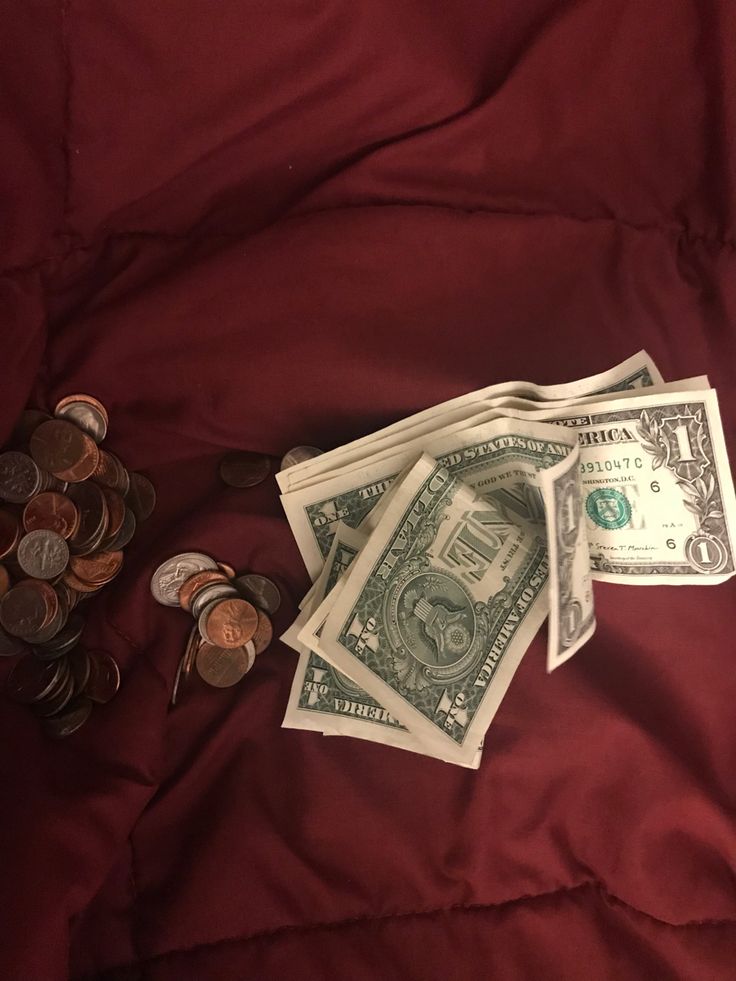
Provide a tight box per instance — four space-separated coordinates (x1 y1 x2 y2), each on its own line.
2 2 735 978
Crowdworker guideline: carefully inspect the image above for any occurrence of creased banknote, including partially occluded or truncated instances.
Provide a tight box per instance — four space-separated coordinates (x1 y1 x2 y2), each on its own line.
316 454 550 767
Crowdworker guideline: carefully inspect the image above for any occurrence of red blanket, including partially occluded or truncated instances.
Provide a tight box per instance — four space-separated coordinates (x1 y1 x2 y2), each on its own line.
2 3 735 978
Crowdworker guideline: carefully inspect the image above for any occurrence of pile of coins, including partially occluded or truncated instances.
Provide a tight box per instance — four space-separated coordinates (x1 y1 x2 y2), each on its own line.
0 395 156 736
150 552 281 701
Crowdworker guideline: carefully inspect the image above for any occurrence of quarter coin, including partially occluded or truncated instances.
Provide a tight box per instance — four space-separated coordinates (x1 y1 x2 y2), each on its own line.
150 552 218 607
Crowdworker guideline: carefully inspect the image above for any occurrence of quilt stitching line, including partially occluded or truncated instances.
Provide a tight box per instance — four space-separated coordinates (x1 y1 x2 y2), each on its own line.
2 209 735 283
77 879 736 979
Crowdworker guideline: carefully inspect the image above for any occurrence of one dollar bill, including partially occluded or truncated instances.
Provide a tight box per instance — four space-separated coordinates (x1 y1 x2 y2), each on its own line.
317 454 550 767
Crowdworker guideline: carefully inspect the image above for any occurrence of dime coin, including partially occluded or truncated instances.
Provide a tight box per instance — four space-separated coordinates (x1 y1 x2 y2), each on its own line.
43 696 93 738
0 452 43 503
17 530 70 580
23 491 80 539
85 651 120 703
252 609 273 655
233 573 282 615
280 446 324 470
55 394 109 427
30 419 100 482
54 395 108 443
200 598 259 649
219 452 271 488
150 552 218 607
126 473 156 522
190 581 238 620
196 641 255 687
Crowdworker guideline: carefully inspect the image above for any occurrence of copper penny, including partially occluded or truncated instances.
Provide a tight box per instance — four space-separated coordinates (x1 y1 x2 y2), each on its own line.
0 566 9 600
69 550 123 587
85 651 120 703
23 492 80 539
6 653 66 703
182 625 201 683
200 598 259 649
43 695 93 738
54 395 108 443
0 510 21 560
252 610 273 655
62 568 102 594
30 419 100 482
67 482 109 555
217 562 237 579
0 452 43 503
178 570 229 612
218 452 271 488
90 449 117 488
126 472 156 522
0 582 55 639
170 655 185 707
11 409 53 447
196 641 255 687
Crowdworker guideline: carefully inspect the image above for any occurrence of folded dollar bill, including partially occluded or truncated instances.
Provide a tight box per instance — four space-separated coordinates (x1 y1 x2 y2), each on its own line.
279 352 736 766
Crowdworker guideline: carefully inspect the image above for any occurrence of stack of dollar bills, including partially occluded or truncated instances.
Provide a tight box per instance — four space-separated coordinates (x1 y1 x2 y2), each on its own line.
277 352 736 767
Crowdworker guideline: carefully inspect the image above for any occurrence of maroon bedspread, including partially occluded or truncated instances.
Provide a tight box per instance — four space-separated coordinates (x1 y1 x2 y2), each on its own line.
2 3 735 978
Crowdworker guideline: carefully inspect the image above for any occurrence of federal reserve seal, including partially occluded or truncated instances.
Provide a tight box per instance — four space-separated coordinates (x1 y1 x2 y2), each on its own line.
585 487 631 530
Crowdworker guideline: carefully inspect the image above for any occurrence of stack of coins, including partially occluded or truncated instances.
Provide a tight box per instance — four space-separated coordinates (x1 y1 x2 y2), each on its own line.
0 395 156 736
150 552 280 703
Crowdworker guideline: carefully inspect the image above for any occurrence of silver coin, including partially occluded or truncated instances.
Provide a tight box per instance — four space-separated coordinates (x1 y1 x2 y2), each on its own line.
17 530 70 580
0 452 42 504
150 552 218 607
279 446 324 471
54 401 108 443
233 574 281 615
197 599 222 643
191 582 238 620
